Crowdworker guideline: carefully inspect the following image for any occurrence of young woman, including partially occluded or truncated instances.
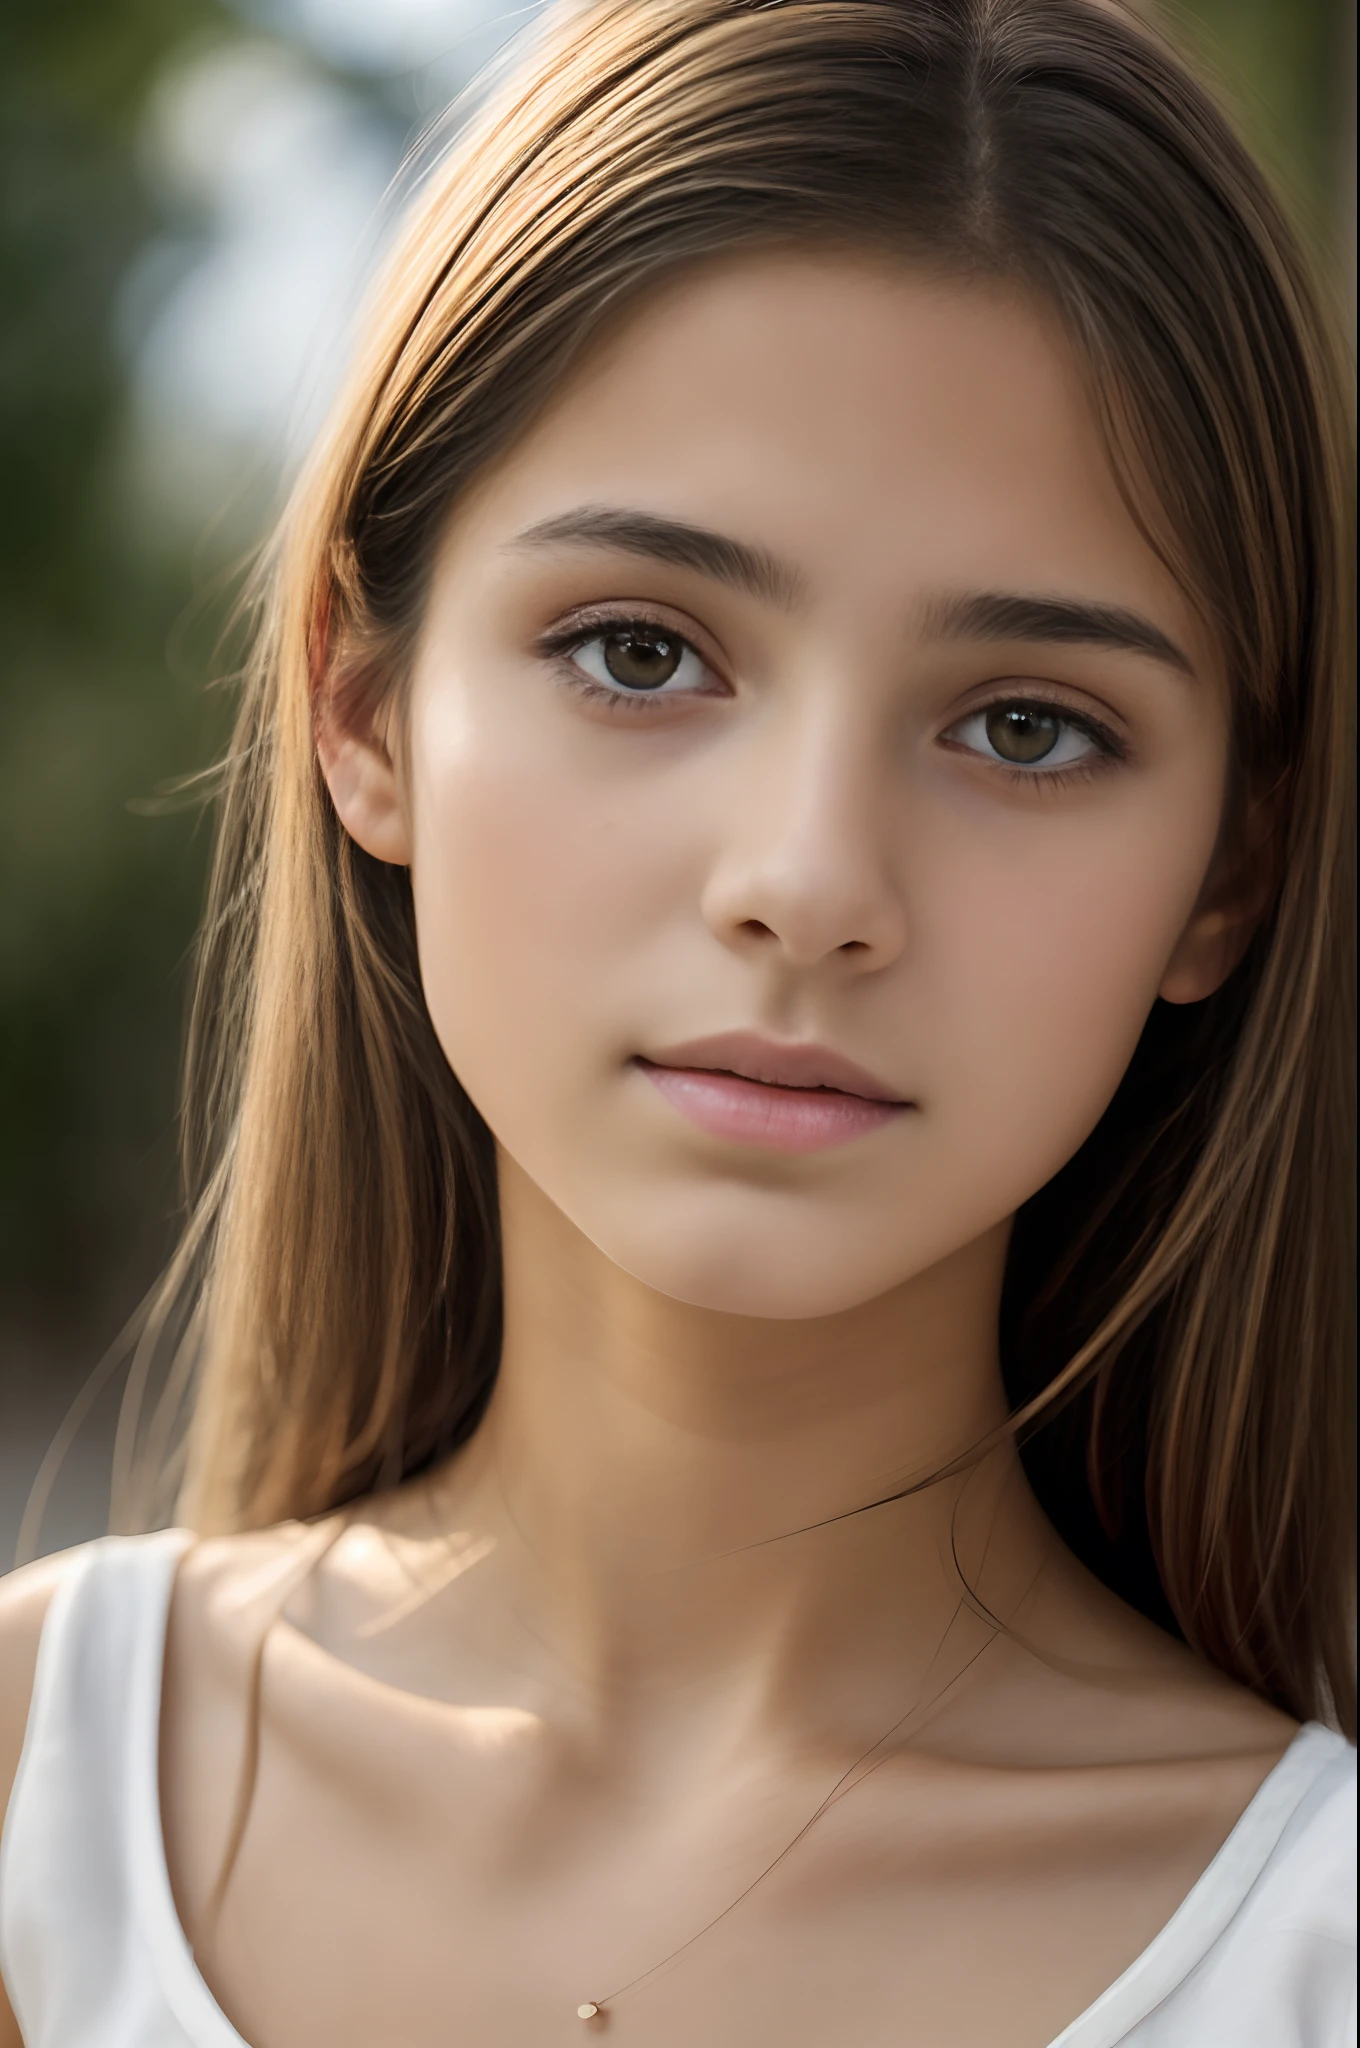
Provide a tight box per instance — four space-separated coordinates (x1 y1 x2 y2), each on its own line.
0 0 1353 2042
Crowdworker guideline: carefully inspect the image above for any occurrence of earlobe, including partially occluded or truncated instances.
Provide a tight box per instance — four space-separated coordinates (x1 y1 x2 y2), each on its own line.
1159 791 1281 1005
1158 904 1251 1005
315 716 412 867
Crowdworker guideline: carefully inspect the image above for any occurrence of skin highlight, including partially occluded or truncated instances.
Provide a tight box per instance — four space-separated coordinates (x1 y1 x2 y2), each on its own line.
0 255 1294 2048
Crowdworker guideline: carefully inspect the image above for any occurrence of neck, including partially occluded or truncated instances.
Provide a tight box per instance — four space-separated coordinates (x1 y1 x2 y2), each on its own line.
435 1154 1050 1747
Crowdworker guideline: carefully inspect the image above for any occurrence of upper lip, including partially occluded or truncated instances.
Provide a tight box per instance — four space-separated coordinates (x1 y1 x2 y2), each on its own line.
638 1031 908 1103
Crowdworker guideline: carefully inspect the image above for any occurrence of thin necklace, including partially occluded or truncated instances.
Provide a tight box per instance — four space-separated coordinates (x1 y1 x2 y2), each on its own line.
572 1600 996 2026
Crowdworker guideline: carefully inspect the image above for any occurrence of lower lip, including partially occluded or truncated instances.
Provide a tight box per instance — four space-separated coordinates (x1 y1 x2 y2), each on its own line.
636 1061 907 1153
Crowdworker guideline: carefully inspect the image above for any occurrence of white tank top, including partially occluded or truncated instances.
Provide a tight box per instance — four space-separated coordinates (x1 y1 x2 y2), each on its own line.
1 1531 1355 2047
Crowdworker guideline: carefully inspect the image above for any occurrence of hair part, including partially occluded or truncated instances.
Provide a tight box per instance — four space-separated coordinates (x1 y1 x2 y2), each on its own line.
123 0 1353 1735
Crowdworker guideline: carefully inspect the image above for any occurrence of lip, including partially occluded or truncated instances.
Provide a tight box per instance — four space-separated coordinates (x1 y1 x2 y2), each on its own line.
634 1031 911 1154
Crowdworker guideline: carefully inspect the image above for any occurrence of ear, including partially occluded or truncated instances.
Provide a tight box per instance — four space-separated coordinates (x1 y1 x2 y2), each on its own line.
1159 785 1281 1005
311 592 411 866
315 710 412 866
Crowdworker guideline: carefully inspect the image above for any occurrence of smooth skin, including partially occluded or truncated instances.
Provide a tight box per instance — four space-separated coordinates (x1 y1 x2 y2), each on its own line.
0 255 1293 2048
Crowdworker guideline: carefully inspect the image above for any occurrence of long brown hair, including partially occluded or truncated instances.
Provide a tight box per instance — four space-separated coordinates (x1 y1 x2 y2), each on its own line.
128 0 1354 1732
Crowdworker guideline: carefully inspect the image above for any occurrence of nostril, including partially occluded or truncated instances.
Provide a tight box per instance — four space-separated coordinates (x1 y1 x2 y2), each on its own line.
738 919 777 940
839 939 870 953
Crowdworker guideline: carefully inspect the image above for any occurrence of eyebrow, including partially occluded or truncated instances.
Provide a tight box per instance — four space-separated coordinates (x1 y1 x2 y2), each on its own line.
920 589 1194 675
507 506 804 610
508 507 1193 674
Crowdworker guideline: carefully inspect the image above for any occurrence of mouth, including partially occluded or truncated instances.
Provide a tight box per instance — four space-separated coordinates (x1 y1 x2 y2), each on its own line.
633 1032 912 1154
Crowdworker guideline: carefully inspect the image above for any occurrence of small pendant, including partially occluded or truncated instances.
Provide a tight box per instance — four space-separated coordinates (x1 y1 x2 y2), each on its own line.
577 2004 601 2021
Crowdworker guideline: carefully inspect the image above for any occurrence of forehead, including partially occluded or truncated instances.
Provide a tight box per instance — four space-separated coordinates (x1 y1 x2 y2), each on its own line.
448 251 1209 665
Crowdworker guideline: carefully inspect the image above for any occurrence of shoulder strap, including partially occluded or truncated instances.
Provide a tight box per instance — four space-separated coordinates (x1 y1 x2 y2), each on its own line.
1050 1723 1357 2048
0 1530 194 2044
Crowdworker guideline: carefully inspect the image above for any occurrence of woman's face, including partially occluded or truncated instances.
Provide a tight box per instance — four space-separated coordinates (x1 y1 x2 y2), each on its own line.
349 255 1237 1318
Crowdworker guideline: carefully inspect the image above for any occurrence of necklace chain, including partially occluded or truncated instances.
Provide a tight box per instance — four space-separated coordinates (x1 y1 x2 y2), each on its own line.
575 1600 996 2024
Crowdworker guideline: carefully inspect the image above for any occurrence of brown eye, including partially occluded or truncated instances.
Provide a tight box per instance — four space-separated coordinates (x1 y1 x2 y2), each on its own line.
984 705 1060 763
602 631 683 690
563 622 708 703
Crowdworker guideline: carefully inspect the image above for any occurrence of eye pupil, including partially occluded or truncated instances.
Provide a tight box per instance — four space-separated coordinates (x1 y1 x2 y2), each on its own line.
603 632 681 690
986 705 1060 763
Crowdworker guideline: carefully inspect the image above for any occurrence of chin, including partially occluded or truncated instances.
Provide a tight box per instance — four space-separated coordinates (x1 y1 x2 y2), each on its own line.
590 1213 909 1322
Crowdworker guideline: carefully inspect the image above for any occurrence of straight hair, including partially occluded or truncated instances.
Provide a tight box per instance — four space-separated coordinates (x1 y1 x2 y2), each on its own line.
128 0 1354 1734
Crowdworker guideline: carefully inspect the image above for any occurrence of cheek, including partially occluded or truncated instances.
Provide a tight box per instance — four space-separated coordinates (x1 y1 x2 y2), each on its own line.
404 680 690 1103
401 649 1228 1319
916 773 1222 1208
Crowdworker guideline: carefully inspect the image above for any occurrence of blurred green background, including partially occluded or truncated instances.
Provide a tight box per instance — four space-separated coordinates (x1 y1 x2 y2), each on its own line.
1 0 1354 1557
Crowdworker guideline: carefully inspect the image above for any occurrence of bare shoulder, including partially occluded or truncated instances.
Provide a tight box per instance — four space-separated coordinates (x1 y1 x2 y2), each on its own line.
1053 1550 1303 1767
0 1523 332 1838
164 1518 342 1669
159 1520 344 1767
159 1519 345 1951
942 1531 1304 1784
0 1529 318 2042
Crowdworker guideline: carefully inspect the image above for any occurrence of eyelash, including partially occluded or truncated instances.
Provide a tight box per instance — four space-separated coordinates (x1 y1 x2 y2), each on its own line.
537 611 714 713
538 612 1128 785
951 705 1127 792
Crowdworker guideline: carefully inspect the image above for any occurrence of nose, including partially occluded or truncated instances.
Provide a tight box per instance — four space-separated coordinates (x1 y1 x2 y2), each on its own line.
699 714 908 974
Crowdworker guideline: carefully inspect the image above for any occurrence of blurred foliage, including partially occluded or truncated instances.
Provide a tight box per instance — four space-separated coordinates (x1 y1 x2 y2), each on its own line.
1163 0 1354 261
0 0 237 1335
0 0 1353 1349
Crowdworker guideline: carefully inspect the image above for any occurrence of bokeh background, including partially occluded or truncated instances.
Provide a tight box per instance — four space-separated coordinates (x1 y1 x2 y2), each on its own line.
2 0 1354 1562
